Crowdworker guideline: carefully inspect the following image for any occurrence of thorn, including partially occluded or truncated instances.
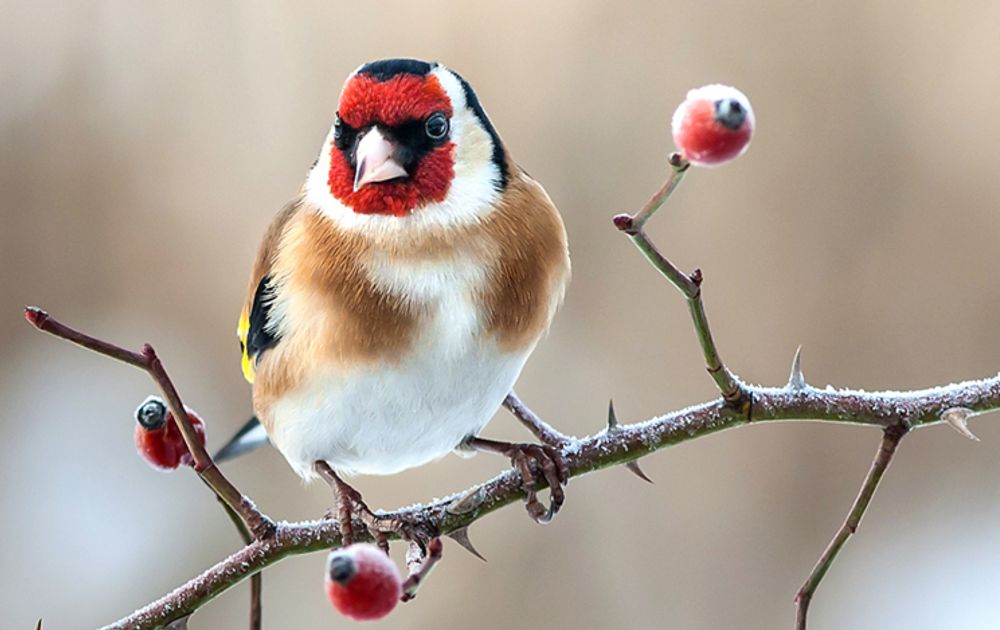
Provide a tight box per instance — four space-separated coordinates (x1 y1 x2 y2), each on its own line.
446 527 486 562
941 407 980 442
625 460 654 483
163 615 191 630
788 345 806 390
606 403 650 481
36 619 42 630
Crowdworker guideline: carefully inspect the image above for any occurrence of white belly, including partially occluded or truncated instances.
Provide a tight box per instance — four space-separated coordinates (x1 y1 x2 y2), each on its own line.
269 342 530 478
268 252 535 479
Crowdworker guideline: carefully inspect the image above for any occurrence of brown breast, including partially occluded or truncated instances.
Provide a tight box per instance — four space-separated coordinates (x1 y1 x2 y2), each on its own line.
252 169 569 423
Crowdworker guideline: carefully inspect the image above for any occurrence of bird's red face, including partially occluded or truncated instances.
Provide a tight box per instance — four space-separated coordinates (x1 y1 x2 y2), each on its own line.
328 72 456 216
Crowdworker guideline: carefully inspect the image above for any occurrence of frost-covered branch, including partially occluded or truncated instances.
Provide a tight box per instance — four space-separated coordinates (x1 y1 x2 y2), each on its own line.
606 156 995 628
98 369 1000 630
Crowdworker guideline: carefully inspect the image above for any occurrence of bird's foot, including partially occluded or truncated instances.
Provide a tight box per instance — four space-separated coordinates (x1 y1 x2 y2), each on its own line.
315 461 388 551
464 437 570 523
367 511 437 555
315 461 433 552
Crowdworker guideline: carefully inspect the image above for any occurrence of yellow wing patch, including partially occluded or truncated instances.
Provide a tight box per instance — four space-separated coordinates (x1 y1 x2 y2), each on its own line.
237 312 255 383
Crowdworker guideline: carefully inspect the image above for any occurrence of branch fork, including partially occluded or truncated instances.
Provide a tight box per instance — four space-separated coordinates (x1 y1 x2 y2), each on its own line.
613 153 749 411
24 307 275 542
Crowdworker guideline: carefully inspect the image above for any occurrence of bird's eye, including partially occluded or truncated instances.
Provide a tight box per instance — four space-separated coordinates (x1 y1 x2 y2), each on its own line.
425 112 449 141
333 115 344 141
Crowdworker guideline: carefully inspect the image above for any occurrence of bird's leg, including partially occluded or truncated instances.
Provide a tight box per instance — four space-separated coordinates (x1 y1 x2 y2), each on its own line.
313 462 432 552
463 436 569 523
503 392 570 449
314 461 388 551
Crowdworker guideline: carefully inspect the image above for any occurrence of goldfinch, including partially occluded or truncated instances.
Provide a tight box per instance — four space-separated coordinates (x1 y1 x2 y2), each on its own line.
228 58 570 540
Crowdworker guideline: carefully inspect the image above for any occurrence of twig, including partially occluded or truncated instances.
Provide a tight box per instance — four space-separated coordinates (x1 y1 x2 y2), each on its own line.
23 307 275 540
794 424 908 629
612 156 747 407
401 538 444 602
211 491 262 630
98 372 1000 630
248 560 262 630
503 391 571 448
623 152 691 232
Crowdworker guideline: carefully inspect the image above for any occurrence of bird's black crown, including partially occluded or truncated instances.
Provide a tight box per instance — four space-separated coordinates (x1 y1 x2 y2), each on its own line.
357 58 436 81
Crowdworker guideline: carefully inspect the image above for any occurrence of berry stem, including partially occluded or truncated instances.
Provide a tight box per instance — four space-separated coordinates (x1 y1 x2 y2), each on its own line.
610 163 747 407
23 307 275 540
623 152 689 233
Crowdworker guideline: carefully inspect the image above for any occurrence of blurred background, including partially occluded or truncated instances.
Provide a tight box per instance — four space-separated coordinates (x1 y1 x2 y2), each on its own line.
4 2 1000 628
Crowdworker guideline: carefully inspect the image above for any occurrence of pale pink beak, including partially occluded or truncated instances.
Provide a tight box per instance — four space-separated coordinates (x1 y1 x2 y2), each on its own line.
353 127 408 191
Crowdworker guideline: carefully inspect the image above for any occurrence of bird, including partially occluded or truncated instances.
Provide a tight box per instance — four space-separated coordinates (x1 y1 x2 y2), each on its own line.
221 58 570 545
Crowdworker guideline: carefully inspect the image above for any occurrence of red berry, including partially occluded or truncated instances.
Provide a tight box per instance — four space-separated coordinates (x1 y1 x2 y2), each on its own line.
133 396 206 471
671 84 754 167
325 543 402 621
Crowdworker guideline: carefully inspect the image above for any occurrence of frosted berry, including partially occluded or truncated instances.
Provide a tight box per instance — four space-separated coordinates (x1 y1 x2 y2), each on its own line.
671 84 754 167
133 396 206 471
325 543 402 621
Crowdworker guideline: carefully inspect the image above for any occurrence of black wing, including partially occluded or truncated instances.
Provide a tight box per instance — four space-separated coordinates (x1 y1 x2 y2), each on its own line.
246 275 280 362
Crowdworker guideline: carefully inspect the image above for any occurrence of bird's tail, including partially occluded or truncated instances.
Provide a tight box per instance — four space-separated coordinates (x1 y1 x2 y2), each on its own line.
213 416 270 463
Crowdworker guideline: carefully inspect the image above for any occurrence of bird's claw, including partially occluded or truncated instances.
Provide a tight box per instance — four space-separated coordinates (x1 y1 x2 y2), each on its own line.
505 442 569 524
463 437 570 524
316 461 392 552
362 511 436 554
320 480 433 553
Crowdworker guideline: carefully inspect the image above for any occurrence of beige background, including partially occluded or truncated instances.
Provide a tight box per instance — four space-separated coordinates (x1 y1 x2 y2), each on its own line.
4 2 1000 629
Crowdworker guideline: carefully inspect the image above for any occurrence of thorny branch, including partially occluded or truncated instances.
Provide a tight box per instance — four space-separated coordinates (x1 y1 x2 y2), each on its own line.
24 159 1000 630
32 310 1000 630
24 307 276 542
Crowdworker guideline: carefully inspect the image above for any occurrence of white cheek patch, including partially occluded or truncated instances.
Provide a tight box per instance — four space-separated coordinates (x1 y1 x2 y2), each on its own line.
304 65 503 238
303 126 348 221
